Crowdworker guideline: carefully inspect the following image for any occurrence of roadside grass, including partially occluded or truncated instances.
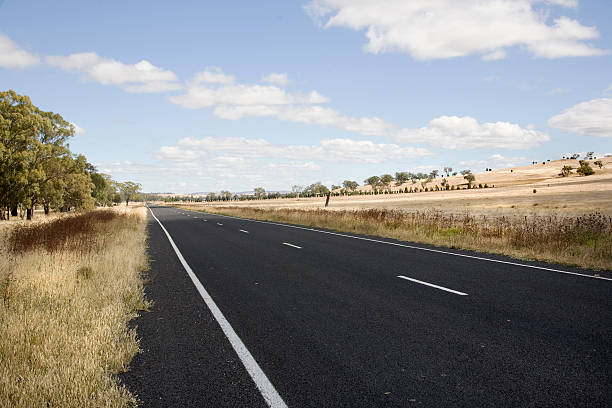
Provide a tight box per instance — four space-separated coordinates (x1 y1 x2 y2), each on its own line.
186 206 612 271
0 206 149 407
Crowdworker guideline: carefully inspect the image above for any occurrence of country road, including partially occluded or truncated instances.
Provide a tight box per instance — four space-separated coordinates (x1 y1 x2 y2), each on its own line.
121 205 612 407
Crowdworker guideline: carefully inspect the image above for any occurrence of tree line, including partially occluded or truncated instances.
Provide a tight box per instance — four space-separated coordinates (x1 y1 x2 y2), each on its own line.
1 90 141 220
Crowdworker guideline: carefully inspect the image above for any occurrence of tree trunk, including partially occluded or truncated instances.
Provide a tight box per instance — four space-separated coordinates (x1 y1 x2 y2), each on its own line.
325 192 331 207
11 206 17 217
125 199 129 207
26 208 33 220
44 204 50 215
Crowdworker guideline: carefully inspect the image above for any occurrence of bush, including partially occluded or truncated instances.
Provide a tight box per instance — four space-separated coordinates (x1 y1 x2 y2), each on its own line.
478 183 483 188
577 161 595 176
533 189 537 194
484 184 488 188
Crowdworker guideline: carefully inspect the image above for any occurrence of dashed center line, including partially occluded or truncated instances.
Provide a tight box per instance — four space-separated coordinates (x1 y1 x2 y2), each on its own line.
239 229 250 234
217 222 223 226
397 275 468 296
203 219 208 222
282 242 302 249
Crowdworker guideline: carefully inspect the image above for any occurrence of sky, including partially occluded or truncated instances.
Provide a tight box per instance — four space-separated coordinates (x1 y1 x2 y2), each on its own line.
1 0 611 193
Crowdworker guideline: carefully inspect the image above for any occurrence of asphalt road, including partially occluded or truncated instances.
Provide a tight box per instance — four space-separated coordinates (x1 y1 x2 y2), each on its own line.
123 205 612 407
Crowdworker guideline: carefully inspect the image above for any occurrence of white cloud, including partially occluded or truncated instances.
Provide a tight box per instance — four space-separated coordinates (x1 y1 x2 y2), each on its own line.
0 33 40 68
548 98 612 137
394 116 550 150
46 52 182 93
191 67 236 85
157 136 430 164
69 122 86 135
459 154 529 169
306 0 607 59
262 72 289 85
171 68 549 150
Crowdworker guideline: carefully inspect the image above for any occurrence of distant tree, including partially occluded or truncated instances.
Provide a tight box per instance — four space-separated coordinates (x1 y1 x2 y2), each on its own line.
394 172 409 186
206 192 218 202
118 181 142 206
570 153 580 160
443 167 453 177
331 184 341 191
593 160 603 169
291 185 304 197
429 170 439 179
559 165 573 177
364 176 380 191
220 190 232 201
342 180 359 191
303 182 329 196
576 160 595 176
380 174 394 190
253 187 266 199
464 173 476 187
460 169 472 176
584 152 594 160
441 177 448 186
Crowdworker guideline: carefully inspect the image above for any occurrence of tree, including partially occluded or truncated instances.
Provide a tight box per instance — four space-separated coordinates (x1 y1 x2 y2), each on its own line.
253 187 266 199
584 152 594 160
593 160 603 169
303 182 329 196
90 172 116 206
576 160 595 176
379 174 394 191
331 184 341 191
118 181 142 206
559 165 573 177
464 172 476 187
443 167 453 177
291 185 304 197
460 169 472 176
429 170 439 179
394 172 409 186
364 176 380 191
206 192 218 202
220 190 232 201
342 180 359 191
570 153 580 160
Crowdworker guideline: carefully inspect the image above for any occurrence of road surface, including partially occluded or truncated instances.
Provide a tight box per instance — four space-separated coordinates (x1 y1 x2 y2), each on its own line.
121 205 612 407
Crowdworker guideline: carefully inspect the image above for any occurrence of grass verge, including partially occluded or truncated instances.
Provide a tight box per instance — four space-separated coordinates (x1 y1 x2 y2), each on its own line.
0 206 149 407
184 206 612 271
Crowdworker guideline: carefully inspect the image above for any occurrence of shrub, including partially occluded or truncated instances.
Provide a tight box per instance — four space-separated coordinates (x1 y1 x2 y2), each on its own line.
478 183 483 188
533 189 537 194
484 184 488 188
577 161 595 176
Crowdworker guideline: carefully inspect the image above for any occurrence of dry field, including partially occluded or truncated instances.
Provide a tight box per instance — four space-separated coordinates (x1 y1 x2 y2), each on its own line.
176 157 612 218
0 206 149 407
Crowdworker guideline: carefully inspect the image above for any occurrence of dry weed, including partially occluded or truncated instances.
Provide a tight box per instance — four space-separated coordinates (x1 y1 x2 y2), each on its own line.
0 205 149 407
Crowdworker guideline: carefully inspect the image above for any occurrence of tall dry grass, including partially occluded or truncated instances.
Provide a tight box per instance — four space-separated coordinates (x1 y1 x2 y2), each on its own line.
192 206 612 271
0 206 149 407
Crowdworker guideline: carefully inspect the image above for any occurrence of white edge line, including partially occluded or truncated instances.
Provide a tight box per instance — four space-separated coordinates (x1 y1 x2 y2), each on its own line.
240 229 250 234
217 222 223 226
398 275 468 296
282 242 302 249
178 208 611 282
148 206 288 408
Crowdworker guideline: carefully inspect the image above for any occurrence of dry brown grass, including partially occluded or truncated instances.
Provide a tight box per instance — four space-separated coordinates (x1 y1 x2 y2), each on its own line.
189 206 612 271
0 206 149 407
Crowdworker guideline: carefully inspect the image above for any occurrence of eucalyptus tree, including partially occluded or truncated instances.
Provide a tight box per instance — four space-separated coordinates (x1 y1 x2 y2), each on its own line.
394 172 409 186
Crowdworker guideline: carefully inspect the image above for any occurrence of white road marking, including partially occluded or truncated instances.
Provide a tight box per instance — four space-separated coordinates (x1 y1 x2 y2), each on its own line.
203 219 208 222
187 210 611 282
397 275 468 296
282 242 302 249
147 206 288 408
239 229 250 234
217 222 223 226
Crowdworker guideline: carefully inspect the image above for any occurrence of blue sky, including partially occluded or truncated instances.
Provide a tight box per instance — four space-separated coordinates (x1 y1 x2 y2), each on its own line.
1 0 611 193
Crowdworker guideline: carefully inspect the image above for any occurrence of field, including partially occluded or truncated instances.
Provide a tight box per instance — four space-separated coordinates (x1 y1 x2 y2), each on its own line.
0 206 149 407
172 158 612 270
183 158 612 218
